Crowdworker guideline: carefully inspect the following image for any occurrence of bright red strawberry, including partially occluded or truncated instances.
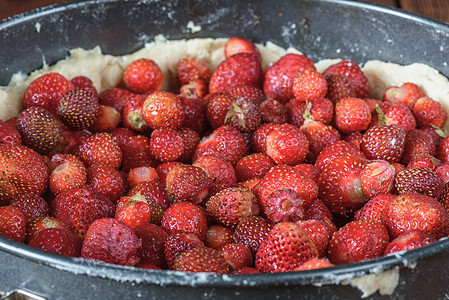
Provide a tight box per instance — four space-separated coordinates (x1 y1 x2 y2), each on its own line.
259 98 287 124
204 225 234 250
292 70 327 101
318 155 368 216
29 227 82 257
263 53 316 103
354 194 395 223
402 129 436 165
180 79 208 98
224 37 261 61
395 167 443 199
99 87 135 112
206 187 259 228
209 52 263 94
115 194 163 228
142 91 185 130
119 135 157 173
303 198 333 222
127 180 170 210
335 97 371 133
228 85 266 106
0 120 21 145
23 72 74 114
123 58 163 94
233 216 274 256
173 246 230 273
206 93 235 129
176 57 211 85
178 95 208 133
134 223 169 269
324 73 356 104
76 132 122 169
297 219 331 257
344 132 364 149
165 164 210 204
234 153 275 182
383 231 435 256
294 163 321 184
327 220 389 265
57 88 100 130
164 231 204 269
193 125 247 165
121 93 150 132
294 257 334 271
160 201 208 241
300 119 341 163
0 144 49 204
383 82 425 110
127 166 159 188
407 155 442 170
323 59 370 98
0 205 26 242
309 97 334 125
370 102 416 131
381 193 449 239
150 128 184 162
413 96 448 128
86 163 124 203
59 129 92 155
250 123 277 153
360 160 396 198
26 216 69 243
193 155 237 196
81 218 141 266
221 243 253 270
255 222 318 272
51 185 115 239
315 140 365 171
10 192 49 224
360 125 406 163
89 105 120 133
17 106 63 155
265 123 309 165
224 97 261 133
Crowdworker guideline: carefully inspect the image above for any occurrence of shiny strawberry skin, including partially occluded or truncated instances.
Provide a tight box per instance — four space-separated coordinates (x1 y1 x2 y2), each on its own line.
361 124 406 163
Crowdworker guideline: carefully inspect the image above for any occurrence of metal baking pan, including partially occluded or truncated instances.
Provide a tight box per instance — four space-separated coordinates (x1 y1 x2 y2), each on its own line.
1 0 449 299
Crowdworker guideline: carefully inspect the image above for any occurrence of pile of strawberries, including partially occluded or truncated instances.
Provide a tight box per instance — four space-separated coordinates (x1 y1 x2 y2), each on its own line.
1 36 449 274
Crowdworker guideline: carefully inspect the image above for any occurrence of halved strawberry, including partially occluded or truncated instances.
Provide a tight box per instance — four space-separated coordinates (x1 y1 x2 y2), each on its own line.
176 57 211 86
383 82 425 110
48 153 87 195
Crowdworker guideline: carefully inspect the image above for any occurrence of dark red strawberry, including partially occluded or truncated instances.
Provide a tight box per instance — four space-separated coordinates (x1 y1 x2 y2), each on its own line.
250 123 277 153
255 222 318 273
29 227 82 257
179 79 208 98
383 82 426 110
123 58 163 94
121 93 150 132
165 231 204 269
179 95 208 133
70 75 98 97
142 91 185 130
10 192 49 224
86 163 124 203
233 216 274 256
0 119 21 145
120 135 157 173
224 37 261 61
221 243 253 270
437 136 449 163
193 155 237 196
0 205 27 242
99 87 135 112
234 153 275 182
323 59 370 98
360 125 406 163
224 97 261 133
232 267 261 274
57 88 100 130
165 164 210 204
134 223 169 269
259 98 287 124
150 128 184 162
324 73 356 104
176 57 211 85
402 129 436 165
76 132 122 169
228 85 266 106
395 167 443 199
26 216 69 243
204 225 234 250
292 70 327 101
413 96 448 128
300 119 341 163
173 246 230 273
383 231 436 256
265 123 309 165
206 93 234 129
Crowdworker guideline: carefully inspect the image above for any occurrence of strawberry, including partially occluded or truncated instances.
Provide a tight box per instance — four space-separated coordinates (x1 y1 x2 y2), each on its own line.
29 227 82 257
119 135 157 173
127 166 159 188
383 231 436 256
86 163 124 203
173 246 230 273
297 219 331 257
10 192 49 224
327 220 389 265
234 153 275 182
255 222 318 273
294 164 321 184
228 85 266 106
300 119 341 163
395 167 443 199
177 127 201 163
309 97 334 125
259 98 287 124
134 223 169 269
360 124 406 163
142 91 185 130
23 72 74 114
57 88 100 130
209 52 263 94
323 59 370 98
179 95 208 133
335 97 371 133
165 164 210 204
51 185 115 239
0 205 27 242
294 257 334 271
314 140 366 171
285 98 309 127
204 225 234 250
407 155 442 170
123 58 163 94
164 231 204 269
26 216 69 243
381 193 449 239
413 96 448 128
192 155 237 196
206 187 260 228
354 194 395 223
318 155 368 216
383 82 425 110
70 75 98 97
160 201 208 241
360 160 396 198
99 87 135 112
437 136 449 163
17 106 63 155
193 125 247 165
0 144 49 204
59 129 92 155
224 97 261 133
179 79 208 98
233 215 273 256
292 70 327 102
250 123 277 153
224 37 261 61
206 93 235 129
81 218 141 266
419 124 446 146
175 57 211 85
263 53 316 103
150 128 184 162
221 243 253 270
76 132 122 169
232 267 261 274
127 180 170 210
115 194 163 228
303 198 333 222
370 102 416 131
436 162 449 184
121 94 150 132
89 105 120 133
0 119 21 145
344 132 364 149
265 123 309 165
324 73 356 104
402 129 436 165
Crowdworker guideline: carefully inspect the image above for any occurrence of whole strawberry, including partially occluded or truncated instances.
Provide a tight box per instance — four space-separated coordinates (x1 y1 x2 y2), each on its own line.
134 223 169 269
292 70 327 102
176 57 211 85
360 160 396 198
165 231 204 269
354 194 395 223
323 59 370 98
57 87 100 130
265 123 309 165
221 243 253 270
76 132 122 169
395 167 443 199
360 125 406 163
165 164 211 204
115 194 163 228
383 231 435 256
173 247 230 273
0 205 27 242
413 96 448 128
233 216 274 256
294 257 334 271
224 97 261 133
335 97 371 133
193 155 237 196
29 227 82 257
142 91 185 130
324 73 356 104
224 37 261 61
10 192 49 224
123 58 163 94
255 222 318 273
0 119 21 145
204 225 234 250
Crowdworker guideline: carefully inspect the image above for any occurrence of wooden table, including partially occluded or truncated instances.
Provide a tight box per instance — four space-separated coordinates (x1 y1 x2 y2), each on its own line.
0 0 449 23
